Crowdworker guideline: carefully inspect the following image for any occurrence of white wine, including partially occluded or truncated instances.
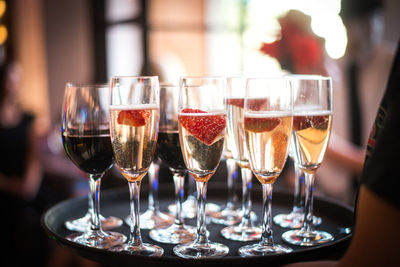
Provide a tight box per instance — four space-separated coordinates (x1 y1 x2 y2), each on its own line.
292 112 332 172
244 112 292 184
178 110 226 182
110 104 159 182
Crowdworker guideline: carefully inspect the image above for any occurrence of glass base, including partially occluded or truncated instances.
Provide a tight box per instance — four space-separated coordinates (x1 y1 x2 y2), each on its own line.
282 229 334 246
173 241 229 259
109 243 164 256
238 243 293 257
168 196 221 219
220 224 262 241
273 213 322 229
65 212 123 232
209 207 242 226
209 208 257 226
149 224 197 244
125 209 174 230
66 231 126 249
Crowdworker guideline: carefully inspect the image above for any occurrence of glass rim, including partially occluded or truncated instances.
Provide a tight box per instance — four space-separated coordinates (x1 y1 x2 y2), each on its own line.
65 82 108 88
160 82 178 87
284 74 332 81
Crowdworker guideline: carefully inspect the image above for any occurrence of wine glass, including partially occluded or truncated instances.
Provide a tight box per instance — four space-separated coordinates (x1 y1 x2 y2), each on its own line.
109 76 163 255
173 76 229 258
209 143 242 226
221 76 261 241
65 192 123 232
238 77 293 256
124 161 174 229
282 75 334 246
149 83 196 244
61 83 126 248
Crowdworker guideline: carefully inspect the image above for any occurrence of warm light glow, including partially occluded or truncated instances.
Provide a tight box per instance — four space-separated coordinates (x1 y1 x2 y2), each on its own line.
246 0 347 59
281 0 347 59
0 25 8 45
0 1 6 18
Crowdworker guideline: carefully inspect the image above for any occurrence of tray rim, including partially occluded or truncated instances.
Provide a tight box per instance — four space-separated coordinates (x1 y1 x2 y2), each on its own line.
41 186 354 265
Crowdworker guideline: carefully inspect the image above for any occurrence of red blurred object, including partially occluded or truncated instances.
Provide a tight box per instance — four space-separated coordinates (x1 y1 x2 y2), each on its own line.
260 10 327 75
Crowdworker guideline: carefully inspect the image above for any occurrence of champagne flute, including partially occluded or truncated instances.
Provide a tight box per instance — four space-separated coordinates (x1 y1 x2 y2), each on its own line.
124 161 174 229
62 83 126 248
221 76 261 241
282 75 334 246
109 76 163 255
149 83 196 244
173 77 229 258
239 77 293 256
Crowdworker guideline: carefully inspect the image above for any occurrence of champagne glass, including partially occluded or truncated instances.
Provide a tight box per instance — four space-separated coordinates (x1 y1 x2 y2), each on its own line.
282 75 334 246
209 143 242 226
221 76 261 241
124 161 174 229
173 77 229 258
65 192 123 232
62 83 126 248
238 77 293 256
149 83 196 244
109 76 163 255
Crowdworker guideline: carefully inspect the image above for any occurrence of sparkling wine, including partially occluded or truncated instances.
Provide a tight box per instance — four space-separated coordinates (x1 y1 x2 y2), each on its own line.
110 105 159 182
244 112 292 184
292 112 332 172
225 97 249 168
62 131 114 175
156 130 186 171
178 111 226 182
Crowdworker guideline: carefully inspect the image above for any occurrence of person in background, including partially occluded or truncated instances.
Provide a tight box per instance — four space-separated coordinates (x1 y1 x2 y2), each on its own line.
259 3 395 205
284 37 400 267
0 60 50 266
317 0 395 205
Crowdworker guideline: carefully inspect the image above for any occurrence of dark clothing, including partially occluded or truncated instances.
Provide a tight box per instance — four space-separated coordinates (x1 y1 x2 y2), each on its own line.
0 113 34 177
359 41 400 207
0 112 52 267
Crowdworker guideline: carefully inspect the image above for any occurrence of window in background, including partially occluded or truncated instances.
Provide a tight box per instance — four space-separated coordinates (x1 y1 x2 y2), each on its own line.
103 0 347 81
105 0 144 79
205 0 347 76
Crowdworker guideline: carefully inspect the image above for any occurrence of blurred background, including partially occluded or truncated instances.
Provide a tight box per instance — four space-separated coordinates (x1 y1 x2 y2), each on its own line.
0 0 399 266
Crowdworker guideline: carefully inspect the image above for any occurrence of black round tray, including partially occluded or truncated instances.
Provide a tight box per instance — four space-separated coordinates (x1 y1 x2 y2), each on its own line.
42 184 353 266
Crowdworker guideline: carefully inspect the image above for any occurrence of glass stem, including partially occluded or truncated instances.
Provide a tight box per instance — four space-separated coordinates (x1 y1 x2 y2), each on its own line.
147 162 159 212
292 162 304 213
87 191 93 216
239 167 253 227
195 181 209 244
128 181 143 247
173 171 186 226
188 174 196 199
88 174 103 232
260 183 274 246
302 172 316 232
226 158 239 210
